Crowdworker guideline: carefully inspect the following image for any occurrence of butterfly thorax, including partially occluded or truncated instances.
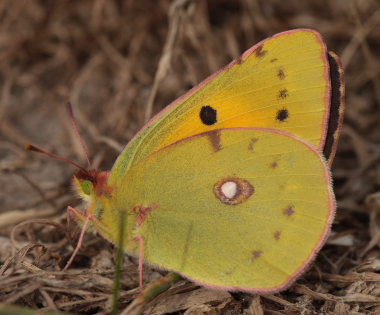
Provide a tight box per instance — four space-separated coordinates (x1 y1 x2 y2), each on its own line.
72 169 124 243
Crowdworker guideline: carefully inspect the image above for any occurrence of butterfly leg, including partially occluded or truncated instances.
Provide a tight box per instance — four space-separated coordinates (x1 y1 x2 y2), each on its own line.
132 204 158 290
63 206 92 271
133 236 144 290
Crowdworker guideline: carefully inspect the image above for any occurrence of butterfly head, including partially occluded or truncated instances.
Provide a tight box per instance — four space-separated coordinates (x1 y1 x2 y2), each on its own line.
73 170 112 200
72 169 114 224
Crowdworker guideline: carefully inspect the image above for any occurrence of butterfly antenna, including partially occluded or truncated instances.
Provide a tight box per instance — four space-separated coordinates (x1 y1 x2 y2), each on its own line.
66 102 93 170
25 144 89 174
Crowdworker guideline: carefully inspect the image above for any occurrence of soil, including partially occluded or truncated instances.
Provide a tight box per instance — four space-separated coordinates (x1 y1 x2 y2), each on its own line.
1 0 380 314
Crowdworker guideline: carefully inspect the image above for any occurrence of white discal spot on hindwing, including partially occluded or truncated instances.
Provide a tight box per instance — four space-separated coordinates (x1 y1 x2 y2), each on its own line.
221 181 237 199
214 177 254 205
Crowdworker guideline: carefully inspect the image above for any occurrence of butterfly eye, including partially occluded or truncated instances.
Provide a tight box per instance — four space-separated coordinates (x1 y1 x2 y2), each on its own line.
200 105 217 125
81 180 93 195
214 177 254 205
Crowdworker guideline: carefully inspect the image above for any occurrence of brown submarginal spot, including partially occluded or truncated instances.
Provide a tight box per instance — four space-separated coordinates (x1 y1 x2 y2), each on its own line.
207 130 222 152
214 177 254 205
278 89 288 99
283 205 295 217
277 69 285 80
252 250 263 260
270 160 278 169
255 45 267 58
274 231 282 240
270 58 278 63
248 138 258 152
276 108 289 122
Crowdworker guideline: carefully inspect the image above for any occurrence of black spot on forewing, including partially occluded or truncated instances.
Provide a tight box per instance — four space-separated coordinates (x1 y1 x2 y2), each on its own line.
200 105 217 125
276 109 289 122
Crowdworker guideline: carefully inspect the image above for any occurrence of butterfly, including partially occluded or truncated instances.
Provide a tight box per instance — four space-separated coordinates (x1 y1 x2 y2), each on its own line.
30 29 344 293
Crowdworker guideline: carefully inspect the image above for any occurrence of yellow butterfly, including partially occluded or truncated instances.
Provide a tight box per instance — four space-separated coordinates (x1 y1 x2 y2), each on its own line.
30 29 344 293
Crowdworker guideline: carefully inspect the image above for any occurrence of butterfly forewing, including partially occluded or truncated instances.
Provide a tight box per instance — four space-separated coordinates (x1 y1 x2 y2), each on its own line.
110 29 343 182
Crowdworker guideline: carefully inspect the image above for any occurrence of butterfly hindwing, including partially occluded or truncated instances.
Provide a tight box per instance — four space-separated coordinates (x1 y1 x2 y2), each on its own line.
107 128 335 293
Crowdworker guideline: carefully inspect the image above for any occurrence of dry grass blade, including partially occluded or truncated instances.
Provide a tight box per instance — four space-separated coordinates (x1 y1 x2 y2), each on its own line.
247 295 264 315
1 0 380 314
144 0 192 122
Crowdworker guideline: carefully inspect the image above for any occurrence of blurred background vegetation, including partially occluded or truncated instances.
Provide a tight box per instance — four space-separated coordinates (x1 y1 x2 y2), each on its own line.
1 0 380 314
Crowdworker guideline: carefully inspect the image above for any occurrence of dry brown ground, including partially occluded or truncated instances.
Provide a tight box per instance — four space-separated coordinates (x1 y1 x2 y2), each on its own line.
1 0 380 314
